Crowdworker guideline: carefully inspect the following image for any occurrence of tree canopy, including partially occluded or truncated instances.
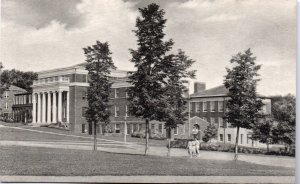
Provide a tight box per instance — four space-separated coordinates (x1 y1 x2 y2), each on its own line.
83 41 116 125
223 48 263 160
0 68 38 92
128 3 196 154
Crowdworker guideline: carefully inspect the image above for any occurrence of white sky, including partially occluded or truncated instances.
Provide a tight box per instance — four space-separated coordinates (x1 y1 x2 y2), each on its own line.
1 0 296 96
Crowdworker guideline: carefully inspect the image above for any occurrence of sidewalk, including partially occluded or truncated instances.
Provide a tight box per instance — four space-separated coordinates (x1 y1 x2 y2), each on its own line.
0 175 295 183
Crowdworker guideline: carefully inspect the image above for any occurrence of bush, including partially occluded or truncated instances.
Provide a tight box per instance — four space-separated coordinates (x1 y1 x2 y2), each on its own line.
131 129 166 140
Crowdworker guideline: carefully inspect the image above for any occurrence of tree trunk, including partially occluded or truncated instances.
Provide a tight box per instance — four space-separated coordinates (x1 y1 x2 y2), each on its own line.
267 143 269 153
145 119 149 155
167 128 171 157
94 121 97 151
234 126 240 161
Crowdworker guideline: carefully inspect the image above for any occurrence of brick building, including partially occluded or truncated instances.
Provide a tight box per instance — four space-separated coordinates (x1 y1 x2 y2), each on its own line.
0 85 27 120
30 63 178 137
189 82 272 147
12 92 33 123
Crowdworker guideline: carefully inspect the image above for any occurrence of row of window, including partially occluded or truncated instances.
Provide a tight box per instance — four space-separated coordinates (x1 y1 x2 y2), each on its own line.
191 101 224 112
81 122 175 135
14 95 32 105
219 134 253 144
34 75 69 84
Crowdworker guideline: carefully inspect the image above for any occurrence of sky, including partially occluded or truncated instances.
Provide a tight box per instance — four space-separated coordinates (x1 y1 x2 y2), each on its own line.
1 0 296 96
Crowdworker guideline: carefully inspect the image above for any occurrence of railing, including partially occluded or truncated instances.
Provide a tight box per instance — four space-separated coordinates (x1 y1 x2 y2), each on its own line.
33 76 70 85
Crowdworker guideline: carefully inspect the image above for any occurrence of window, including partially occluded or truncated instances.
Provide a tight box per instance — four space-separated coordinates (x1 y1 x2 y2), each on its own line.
5 102 8 109
115 106 119 117
174 127 178 135
133 124 137 132
219 117 224 128
82 91 87 100
227 134 231 142
140 124 143 131
158 124 163 133
227 122 234 128
240 134 243 144
219 134 223 141
190 102 194 112
115 88 119 98
218 101 223 112
127 123 131 134
125 105 128 117
82 107 88 117
261 105 267 113
210 101 216 112
196 102 201 112
247 134 251 144
82 124 86 133
115 124 120 133
151 123 155 130
210 117 215 124
54 76 59 81
203 102 207 112
126 88 129 98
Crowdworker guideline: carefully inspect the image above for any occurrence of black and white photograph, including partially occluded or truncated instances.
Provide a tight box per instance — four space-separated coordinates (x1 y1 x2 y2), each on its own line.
0 0 296 183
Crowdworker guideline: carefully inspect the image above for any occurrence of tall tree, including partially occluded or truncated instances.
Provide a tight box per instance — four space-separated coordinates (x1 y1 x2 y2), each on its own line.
223 49 263 160
164 50 196 156
128 3 176 155
271 94 295 152
83 41 116 151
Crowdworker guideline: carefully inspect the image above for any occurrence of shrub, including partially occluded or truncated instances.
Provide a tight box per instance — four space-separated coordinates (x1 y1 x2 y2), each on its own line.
131 129 166 140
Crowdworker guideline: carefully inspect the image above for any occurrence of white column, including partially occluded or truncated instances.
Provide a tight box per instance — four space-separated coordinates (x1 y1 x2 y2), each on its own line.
66 91 69 123
58 90 62 122
37 93 41 123
32 93 36 123
52 92 57 123
42 92 46 123
31 93 36 123
47 92 51 123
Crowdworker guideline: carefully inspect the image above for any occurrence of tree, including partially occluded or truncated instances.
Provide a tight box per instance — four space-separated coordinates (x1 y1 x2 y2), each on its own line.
128 3 178 155
223 49 263 160
271 94 295 153
202 123 218 143
252 118 275 152
83 41 116 151
0 69 38 92
164 50 196 156
0 62 6 98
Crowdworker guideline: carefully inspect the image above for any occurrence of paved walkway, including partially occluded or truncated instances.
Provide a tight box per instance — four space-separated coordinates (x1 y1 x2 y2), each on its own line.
0 175 295 183
0 124 295 168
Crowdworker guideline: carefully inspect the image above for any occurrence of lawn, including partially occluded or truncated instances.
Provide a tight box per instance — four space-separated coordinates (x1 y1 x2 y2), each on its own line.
0 146 294 176
0 121 167 146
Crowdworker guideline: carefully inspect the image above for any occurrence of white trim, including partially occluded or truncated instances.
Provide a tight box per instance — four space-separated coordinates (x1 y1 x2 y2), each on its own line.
69 82 89 87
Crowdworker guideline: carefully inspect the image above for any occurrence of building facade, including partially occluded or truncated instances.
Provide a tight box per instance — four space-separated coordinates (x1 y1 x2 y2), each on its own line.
31 63 181 137
0 85 27 120
12 92 33 123
190 82 272 147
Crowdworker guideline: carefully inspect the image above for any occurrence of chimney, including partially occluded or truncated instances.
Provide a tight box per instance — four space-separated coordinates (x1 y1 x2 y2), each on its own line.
194 82 206 93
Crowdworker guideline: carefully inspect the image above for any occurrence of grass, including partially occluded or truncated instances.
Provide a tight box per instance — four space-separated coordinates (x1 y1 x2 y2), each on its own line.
0 146 294 176
0 121 167 146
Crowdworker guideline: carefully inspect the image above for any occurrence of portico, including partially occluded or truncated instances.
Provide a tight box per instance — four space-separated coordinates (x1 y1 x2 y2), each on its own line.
31 89 69 124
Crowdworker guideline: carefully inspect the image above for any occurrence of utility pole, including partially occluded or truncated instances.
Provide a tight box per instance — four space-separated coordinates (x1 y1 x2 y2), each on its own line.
188 81 191 137
124 116 127 144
